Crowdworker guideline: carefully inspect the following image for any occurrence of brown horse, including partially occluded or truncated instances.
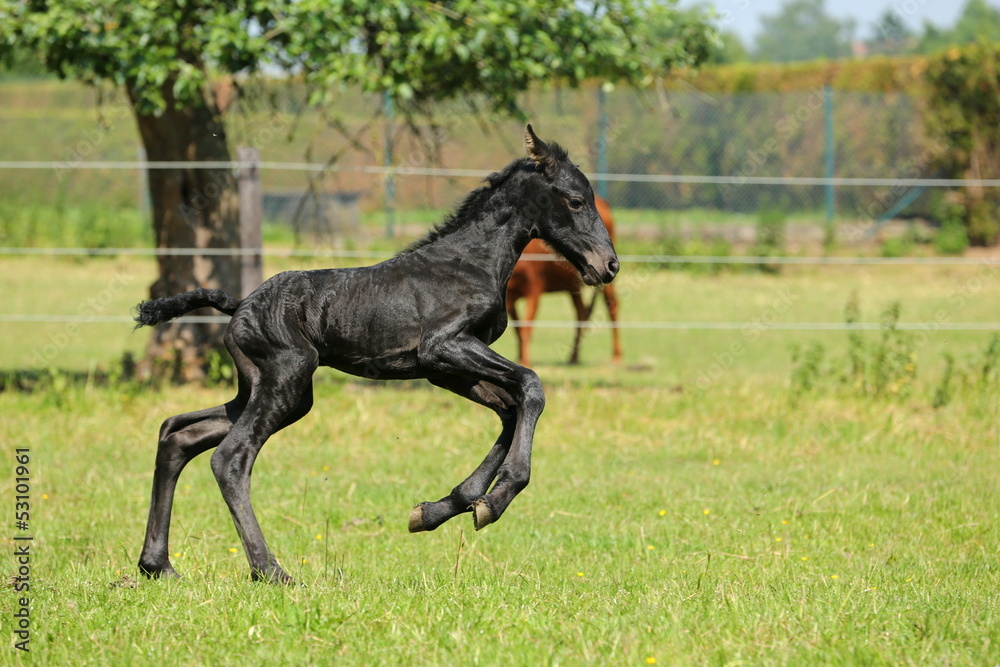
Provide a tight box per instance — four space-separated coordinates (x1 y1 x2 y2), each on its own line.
506 195 621 367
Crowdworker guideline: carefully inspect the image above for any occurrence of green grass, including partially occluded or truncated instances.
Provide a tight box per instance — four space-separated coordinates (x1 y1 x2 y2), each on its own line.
0 200 845 254
1 255 1000 663
3 254 1000 383
1 377 998 664
0 203 151 248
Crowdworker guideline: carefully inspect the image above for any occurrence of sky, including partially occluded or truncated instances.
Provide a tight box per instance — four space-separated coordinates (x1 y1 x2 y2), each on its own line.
681 0 974 45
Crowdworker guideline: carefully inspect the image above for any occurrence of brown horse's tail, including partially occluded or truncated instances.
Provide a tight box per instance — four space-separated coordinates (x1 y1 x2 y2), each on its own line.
133 288 242 328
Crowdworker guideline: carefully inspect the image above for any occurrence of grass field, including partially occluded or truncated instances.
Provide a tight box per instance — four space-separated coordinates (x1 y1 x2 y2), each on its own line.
1 254 1000 664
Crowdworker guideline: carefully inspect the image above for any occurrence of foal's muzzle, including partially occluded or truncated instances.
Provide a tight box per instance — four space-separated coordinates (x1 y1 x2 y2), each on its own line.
581 254 619 286
603 257 620 283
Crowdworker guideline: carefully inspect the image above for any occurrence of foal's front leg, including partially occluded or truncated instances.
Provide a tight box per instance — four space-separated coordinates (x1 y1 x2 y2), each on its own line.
409 378 517 532
418 337 545 531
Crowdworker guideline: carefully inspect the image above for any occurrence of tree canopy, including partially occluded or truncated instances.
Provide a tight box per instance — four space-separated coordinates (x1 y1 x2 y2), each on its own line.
745 0 1000 62
3 0 715 115
1 0 715 380
752 0 855 63
866 9 915 56
917 0 1000 54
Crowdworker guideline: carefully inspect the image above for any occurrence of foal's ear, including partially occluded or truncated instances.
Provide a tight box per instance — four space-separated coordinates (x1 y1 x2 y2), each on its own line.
524 124 557 175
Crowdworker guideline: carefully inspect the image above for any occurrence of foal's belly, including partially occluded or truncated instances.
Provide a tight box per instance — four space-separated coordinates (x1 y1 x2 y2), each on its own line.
320 349 424 381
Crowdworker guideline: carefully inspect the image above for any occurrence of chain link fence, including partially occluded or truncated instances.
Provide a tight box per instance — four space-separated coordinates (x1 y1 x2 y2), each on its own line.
0 82 945 248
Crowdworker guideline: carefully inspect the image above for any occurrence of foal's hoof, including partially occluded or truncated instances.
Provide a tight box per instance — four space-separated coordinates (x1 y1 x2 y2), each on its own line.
138 562 181 580
472 499 494 531
251 568 297 586
408 505 426 533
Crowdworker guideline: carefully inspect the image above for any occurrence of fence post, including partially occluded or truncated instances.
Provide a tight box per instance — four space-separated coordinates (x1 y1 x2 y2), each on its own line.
824 85 836 244
596 85 610 200
238 146 263 298
383 90 396 239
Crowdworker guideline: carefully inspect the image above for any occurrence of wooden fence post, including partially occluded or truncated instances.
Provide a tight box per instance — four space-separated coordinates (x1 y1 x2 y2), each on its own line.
238 146 263 297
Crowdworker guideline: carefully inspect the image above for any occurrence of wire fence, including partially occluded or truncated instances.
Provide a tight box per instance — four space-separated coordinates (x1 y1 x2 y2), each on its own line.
1 84 998 336
2 314 1000 331
2 244 1000 265
0 85 953 233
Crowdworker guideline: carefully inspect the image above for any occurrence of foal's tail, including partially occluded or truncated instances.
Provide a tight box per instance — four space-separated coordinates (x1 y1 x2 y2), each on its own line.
133 288 243 328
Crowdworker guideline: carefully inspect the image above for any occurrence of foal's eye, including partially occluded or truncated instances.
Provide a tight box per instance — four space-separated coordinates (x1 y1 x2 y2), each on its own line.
568 198 584 211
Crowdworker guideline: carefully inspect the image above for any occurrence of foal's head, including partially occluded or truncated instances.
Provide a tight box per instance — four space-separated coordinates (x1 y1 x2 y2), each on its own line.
521 125 619 286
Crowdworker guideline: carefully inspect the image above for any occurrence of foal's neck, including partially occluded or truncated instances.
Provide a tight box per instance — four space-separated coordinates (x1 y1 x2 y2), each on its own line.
420 190 537 286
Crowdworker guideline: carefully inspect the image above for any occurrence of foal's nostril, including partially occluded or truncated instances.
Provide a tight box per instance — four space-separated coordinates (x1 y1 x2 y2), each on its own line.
607 258 620 277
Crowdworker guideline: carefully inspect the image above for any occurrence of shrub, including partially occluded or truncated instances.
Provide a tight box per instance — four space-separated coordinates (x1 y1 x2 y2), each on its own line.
924 42 1000 246
880 236 912 258
934 217 970 255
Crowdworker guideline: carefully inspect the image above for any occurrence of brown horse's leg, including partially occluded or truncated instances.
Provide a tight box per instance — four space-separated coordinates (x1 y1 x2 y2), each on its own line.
604 283 622 363
409 377 516 532
505 295 527 367
568 291 590 365
138 401 244 579
518 290 542 367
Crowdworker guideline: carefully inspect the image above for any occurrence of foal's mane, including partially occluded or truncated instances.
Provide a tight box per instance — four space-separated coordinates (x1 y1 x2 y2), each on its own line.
399 143 569 255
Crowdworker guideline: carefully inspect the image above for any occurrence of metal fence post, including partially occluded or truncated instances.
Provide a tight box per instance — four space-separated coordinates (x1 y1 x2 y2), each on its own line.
238 146 263 298
824 85 836 243
383 90 396 240
596 85 610 200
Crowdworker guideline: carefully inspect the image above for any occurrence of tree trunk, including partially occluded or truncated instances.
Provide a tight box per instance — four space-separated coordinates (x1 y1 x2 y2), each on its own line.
130 82 241 382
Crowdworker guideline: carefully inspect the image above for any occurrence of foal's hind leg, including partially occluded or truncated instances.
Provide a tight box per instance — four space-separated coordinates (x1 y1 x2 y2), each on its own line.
210 351 315 584
138 401 244 578
409 377 516 532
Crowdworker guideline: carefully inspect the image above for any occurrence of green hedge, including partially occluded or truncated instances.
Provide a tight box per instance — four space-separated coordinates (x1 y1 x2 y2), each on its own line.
670 55 930 94
924 42 1000 245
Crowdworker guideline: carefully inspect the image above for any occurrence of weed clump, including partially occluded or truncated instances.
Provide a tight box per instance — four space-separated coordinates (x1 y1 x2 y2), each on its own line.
791 296 999 408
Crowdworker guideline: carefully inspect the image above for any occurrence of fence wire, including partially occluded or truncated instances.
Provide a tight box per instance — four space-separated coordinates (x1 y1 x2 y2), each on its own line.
1 85 997 335
0 86 953 235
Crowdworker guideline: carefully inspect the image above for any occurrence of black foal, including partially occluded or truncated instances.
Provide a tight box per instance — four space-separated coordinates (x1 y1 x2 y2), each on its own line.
133 125 619 584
